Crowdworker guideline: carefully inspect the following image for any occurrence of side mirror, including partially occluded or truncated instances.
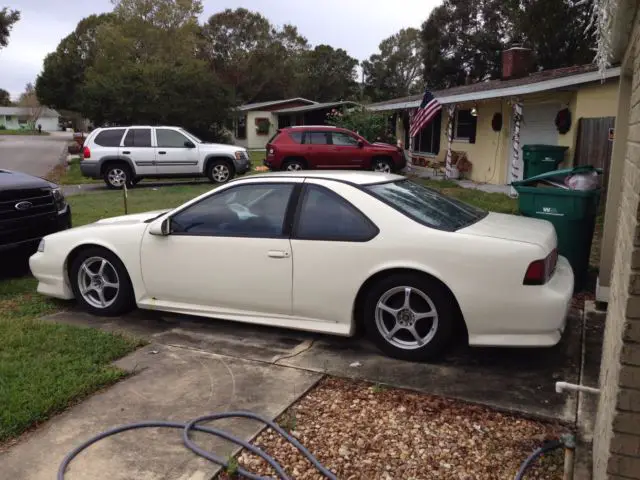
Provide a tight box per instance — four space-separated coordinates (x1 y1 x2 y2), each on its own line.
184 140 196 149
357 140 364 148
149 218 170 236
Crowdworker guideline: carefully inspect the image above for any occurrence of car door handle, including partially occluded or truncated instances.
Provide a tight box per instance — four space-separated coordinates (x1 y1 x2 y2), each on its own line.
158 151 167 155
122 151 131 154
267 250 290 258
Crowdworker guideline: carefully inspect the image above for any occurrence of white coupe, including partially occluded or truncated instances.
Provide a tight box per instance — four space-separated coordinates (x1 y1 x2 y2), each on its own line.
30 171 574 361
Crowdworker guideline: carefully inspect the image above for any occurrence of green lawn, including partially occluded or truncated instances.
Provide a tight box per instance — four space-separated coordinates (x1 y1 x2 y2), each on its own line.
0 129 50 136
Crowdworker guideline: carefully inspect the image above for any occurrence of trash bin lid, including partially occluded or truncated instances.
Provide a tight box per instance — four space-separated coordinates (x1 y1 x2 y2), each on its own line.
512 165 602 187
522 144 569 152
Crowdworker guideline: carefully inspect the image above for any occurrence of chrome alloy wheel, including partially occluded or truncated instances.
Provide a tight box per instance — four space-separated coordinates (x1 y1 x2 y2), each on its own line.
77 256 120 309
374 286 439 350
211 164 231 182
286 162 303 171
373 161 392 173
107 168 127 187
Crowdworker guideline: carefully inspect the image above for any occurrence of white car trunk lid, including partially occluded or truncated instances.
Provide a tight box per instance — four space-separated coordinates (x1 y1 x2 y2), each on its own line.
459 212 556 252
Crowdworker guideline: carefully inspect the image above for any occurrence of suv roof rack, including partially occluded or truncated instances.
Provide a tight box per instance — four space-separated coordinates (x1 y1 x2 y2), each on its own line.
287 125 338 129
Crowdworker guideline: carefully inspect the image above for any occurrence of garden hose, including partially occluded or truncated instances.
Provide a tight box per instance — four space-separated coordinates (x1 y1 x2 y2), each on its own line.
514 439 564 480
57 411 337 480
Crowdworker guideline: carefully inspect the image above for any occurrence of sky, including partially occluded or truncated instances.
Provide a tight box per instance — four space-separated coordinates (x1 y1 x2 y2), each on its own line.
0 0 440 99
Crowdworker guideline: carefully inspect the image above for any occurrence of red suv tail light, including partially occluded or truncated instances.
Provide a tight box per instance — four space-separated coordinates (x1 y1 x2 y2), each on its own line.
83 146 91 159
523 248 558 285
267 144 275 156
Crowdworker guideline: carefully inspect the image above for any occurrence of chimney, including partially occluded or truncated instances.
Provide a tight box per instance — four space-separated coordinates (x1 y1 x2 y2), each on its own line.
502 46 534 80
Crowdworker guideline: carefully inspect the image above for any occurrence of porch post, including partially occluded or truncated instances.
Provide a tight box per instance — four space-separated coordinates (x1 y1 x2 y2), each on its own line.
510 100 523 196
407 109 416 173
445 105 456 178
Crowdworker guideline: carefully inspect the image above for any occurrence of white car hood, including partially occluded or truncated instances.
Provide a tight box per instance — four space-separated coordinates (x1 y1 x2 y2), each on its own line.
94 209 170 226
199 143 244 154
459 212 556 251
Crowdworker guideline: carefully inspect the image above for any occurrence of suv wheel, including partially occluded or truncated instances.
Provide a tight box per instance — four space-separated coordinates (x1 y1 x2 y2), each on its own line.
104 164 133 189
207 160 233 184
283 159 305 171
69 247 136 316
362 273 455 361
372 158 393 173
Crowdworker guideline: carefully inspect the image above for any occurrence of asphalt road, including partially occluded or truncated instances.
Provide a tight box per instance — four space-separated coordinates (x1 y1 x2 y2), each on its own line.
0 133 70 178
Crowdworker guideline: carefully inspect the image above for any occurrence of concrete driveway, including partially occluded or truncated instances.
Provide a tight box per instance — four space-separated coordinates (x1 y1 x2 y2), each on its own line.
0 132 70 177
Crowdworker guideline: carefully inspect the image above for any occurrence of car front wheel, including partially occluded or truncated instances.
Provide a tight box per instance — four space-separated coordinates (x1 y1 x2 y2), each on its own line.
363 273 455 361
69 247 136 316
207 160 233 184
371 158 393 173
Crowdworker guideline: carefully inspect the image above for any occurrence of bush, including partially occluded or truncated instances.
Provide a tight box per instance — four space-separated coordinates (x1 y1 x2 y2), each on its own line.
326 107 396 144
0 125 5 130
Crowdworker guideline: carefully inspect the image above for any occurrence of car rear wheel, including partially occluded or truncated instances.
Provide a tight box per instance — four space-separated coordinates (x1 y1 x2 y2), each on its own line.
372 157 393 173
207 160 233 184
362 273 455 361
69 247 136 317
104 164 133 189
283 159 305 171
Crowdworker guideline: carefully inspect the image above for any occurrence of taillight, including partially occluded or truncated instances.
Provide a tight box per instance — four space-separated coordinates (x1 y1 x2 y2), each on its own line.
524 248 558 285
83 146 91 159
267 146 275 156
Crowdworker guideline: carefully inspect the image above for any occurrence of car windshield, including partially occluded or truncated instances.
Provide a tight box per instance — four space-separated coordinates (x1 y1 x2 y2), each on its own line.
179 128 202 143
365 179 487 232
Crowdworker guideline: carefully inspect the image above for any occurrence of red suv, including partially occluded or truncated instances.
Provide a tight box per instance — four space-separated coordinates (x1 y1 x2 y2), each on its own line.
264 126 406 173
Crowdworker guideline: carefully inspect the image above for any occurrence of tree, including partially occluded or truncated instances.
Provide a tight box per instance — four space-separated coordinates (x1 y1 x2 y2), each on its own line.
202 8 309 103
18 83 43 128
420 0 596 90
362 28 424 102
326 107 394 143
36 13 115 111
298 45 358 102
0 7 19 49
0 88 11 106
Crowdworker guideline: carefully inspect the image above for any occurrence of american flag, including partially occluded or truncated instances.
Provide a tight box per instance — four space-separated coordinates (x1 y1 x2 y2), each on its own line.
409 89 442 138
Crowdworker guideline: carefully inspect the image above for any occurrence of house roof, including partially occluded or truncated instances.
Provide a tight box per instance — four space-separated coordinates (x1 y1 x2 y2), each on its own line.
274 101 361 114
367 64 621 112
0 106 60 117
237 98 317 112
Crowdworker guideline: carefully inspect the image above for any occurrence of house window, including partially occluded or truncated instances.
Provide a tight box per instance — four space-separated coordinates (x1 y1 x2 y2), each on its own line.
454 109 477 142
236 115 247 140
412 111 442 155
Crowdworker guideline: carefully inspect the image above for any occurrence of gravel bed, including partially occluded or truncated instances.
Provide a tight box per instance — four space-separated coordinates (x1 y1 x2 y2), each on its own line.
218 377 568 479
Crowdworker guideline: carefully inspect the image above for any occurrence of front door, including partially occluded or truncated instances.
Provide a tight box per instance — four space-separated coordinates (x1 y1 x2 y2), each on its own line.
140 180 299 316
121 128 156 176
154 128 200 175
329 131 364 168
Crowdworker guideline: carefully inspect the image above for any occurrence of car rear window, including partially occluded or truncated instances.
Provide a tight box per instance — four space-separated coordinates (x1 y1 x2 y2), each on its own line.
94 129 126 147
365 179 487 232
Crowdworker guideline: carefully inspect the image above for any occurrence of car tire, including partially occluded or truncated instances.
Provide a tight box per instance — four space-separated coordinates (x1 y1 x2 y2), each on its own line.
207 160 234 184
362 273 455 361
282 159 305 171
103 164 133 189
69 247 136 317
371 157 393 173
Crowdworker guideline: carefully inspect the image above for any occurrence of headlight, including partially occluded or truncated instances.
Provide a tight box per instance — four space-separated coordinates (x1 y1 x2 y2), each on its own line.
235 151 248 161
52 188 67 213
37 239 45 252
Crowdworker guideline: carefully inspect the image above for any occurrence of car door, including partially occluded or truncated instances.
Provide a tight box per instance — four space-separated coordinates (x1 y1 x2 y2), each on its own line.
304 131 332 167
140 179 301 316
154 127 200 175
329 131 364 168
289 180 380 327
121 128 156 176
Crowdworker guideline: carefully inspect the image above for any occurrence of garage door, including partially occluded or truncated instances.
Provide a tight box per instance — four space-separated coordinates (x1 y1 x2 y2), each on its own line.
508 103 560 182
37 117 59 132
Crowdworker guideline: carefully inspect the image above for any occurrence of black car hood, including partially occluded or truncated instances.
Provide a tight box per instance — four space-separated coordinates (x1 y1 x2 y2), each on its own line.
0 169 56 191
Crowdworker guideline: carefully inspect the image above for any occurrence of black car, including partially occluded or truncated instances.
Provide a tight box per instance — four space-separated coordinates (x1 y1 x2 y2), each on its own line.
0 169 72 256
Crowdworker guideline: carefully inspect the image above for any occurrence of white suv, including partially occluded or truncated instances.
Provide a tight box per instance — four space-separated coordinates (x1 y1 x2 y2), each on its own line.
80 126 251 189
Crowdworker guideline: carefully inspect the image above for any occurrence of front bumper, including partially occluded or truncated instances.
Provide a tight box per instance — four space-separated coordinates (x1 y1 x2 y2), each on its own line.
80 161 101 179
0 206 72 254
234 155 251 174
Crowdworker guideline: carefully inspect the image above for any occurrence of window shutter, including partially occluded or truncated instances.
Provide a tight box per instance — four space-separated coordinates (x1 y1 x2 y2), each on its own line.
469 115 478 144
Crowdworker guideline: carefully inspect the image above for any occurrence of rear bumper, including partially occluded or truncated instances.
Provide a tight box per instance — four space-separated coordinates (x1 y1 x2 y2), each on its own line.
80 161 101 179
466 255 574 347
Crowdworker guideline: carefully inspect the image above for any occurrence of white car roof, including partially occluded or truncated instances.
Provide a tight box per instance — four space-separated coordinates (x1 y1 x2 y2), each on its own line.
246 170 404 186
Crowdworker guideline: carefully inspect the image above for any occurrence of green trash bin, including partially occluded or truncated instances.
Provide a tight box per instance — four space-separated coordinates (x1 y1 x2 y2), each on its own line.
522 145 569 179
512 165 602 291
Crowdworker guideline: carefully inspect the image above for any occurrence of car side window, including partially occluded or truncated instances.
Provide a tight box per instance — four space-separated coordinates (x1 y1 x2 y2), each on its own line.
288 131 304 143
294 185 378 242
331 132 359 146
123 128 152 147
94 129 126 147
306 132 329 145
170 184 295 237
156 128 189 148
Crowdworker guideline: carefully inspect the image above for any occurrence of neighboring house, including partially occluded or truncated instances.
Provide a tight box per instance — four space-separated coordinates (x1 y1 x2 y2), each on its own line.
232 98 361 149
0 107 60 131
590 2 640 479
368 48 620 186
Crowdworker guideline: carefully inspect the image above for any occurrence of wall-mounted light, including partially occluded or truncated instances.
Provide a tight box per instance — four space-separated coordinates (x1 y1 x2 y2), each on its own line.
470 107 478 117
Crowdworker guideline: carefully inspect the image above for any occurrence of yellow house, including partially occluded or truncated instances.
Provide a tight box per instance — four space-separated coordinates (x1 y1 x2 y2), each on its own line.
368 50 620 187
